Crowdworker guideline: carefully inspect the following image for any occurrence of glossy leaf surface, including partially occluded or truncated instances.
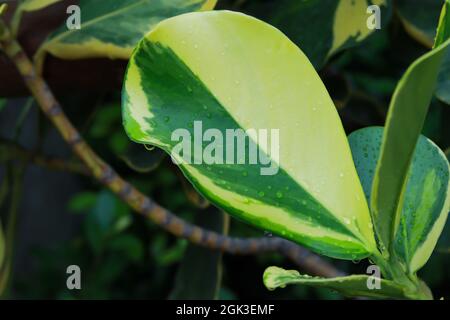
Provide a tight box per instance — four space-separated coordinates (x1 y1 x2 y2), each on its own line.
263 266 406 299
122 11 377 260
350 127 450 273
34 0 216 71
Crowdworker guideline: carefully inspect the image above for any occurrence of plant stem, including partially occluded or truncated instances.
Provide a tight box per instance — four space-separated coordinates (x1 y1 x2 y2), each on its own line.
370 252 433 300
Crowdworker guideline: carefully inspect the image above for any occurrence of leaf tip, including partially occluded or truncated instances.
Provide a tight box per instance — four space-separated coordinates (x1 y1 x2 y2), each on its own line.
263 266 299 291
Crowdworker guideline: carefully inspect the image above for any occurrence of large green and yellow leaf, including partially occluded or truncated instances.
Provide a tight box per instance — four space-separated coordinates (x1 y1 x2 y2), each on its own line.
370 36 450 253
269 0 391 67
34 0 216 72
263 266 407 299
122 11 377 260
350 127 450 273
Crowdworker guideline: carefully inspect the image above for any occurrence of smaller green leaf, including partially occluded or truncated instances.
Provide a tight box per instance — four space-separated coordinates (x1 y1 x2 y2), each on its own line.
350 127 450 273
434 0 450 48
82 190 132 253
395 0 450 105
67 192 98 213
435 0 450 105
152 237 187 266
112 215 132 234
370 37 450 252
436 51 450 104
263 266 406 299
108 234 144 263
397 0 442 48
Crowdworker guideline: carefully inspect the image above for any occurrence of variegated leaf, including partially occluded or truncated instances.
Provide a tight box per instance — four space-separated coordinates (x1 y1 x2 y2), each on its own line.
349 127 450 273
18 0 62 12
269 0 391 67
370 35 450 252
263 266 407 299
396 0 442 48
122 11 377 260
10 0 64 35
34 0 216 72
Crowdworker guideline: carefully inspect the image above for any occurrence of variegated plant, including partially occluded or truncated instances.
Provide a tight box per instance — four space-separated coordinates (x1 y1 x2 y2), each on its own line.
17 0 217 72
269 0 391 67
121 3 450 299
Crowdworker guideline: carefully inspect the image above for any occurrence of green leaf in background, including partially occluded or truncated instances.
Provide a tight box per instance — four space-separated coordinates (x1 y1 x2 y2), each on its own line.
68 191 98 213
436 214 450 253
269 0 391 67
370 37 450 253
0 3 6 15
108 234 144 263
434 0 450 47
169 209 227 299
122 11 378 260
74 190 132 253
396 0 443 48
119 142 166 173
349 127 450 273
263 266 406 299
396 0 450 105
436 51 450 105
435 0 450 105
34 0 217 72
0 99 6 112
10 0 63 35
151 237 187 266
17 0 62 12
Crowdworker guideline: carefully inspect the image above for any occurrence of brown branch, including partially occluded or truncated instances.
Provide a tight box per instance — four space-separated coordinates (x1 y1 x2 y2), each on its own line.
0 36 344 278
